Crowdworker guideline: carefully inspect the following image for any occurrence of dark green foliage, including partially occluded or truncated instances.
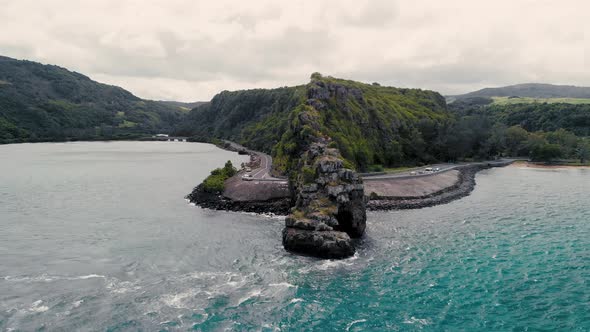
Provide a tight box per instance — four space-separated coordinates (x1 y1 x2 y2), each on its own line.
486 103 590 136
450 98 590 136
0 56 187 144
180 74 450 173
301 166 316 184
530 143 562 162
369 164 384 172
180 75 590 172
201 160 237 193
576 140 590 163
176 86 307 154
224 160 237 177
447 98 590 161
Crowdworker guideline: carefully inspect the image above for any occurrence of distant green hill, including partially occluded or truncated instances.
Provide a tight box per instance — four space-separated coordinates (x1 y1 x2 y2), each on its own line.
156 100 207 111
177 73 450 172
490 96 590 105
0 56 188 144
449 83 590 101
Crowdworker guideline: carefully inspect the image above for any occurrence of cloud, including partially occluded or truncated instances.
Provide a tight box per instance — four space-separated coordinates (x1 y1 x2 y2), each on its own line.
0 0 589 100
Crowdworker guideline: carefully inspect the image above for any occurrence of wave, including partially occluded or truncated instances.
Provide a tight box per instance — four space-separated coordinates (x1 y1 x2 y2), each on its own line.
346 319 367 331
237 289 262 306
268 282 296 288
29 300 49 313
403 316 431 326
2 274 106 282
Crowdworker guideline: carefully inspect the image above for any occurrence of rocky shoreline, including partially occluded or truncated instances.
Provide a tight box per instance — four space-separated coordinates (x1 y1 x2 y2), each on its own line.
188 163 512 215
367 164 486 210
186 184 291 215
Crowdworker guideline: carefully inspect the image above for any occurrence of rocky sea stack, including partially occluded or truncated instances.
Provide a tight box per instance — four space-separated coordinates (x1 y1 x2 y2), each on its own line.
282 142 366 258
282 78 367 259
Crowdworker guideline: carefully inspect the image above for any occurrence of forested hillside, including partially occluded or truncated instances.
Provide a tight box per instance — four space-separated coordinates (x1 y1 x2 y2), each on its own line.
176 86 307 154
0 56 187 144
179 73 451 172
447 98 590 163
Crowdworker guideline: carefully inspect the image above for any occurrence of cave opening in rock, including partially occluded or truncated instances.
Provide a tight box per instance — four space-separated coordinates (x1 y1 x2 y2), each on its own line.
335 209 355 236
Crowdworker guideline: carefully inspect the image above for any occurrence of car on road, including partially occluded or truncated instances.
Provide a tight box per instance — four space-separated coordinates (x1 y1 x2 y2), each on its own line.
242 174 253 181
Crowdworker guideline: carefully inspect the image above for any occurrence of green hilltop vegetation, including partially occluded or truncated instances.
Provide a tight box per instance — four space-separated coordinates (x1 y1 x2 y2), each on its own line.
178 73 451 172
180 75 590 171
0 55 190 144
2 55 588 168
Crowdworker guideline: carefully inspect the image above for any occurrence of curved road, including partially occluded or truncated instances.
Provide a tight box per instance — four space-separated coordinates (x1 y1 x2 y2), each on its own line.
223 140 514 182
223 141 285 181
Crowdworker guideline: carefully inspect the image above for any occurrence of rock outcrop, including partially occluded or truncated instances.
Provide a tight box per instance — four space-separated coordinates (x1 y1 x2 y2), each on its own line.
282 78 367 259
282 142 366 258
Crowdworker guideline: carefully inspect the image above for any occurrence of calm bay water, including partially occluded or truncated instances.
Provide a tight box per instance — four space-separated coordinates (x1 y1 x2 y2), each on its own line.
1 142 589 331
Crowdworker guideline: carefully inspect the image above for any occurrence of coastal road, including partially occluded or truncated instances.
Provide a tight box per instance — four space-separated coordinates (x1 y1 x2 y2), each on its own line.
362 164 457 180
250 152 281 180
223 140 513 182
362 159 515 181
222 140 286 182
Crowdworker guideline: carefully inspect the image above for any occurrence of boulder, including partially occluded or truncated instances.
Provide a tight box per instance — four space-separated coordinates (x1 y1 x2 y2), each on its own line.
282 228 355 259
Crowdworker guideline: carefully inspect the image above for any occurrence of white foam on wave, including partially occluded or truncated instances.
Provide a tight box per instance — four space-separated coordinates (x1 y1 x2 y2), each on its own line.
403 316 431 326
107 280 141 294
2 274 106 283
346 319 367 331
268 282 296 288
289 298 304 304
237 289 262 306
317 254 359 270
72 300 84 308
29 300 49 313
161 289 199 309
77 274 106 280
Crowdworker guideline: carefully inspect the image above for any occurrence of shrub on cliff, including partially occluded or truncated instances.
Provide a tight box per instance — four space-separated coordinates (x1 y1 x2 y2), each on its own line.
201 161 237 193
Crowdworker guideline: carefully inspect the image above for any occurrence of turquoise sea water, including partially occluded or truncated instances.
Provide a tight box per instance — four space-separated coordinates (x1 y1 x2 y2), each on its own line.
1 142 589 331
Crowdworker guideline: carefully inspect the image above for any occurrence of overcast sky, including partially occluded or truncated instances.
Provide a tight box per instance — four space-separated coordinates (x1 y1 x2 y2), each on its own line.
1 0 588 101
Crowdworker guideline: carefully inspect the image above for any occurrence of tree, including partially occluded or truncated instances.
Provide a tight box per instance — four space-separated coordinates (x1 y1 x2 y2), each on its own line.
523 132 546 157
504 125 529 157
530 143 562 162
223 160 237 177
546 128 578 158
481 124 507 159
576 140 590 163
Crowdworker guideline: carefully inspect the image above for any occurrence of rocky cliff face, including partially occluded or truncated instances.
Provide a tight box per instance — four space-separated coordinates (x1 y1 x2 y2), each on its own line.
282 79 367 259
